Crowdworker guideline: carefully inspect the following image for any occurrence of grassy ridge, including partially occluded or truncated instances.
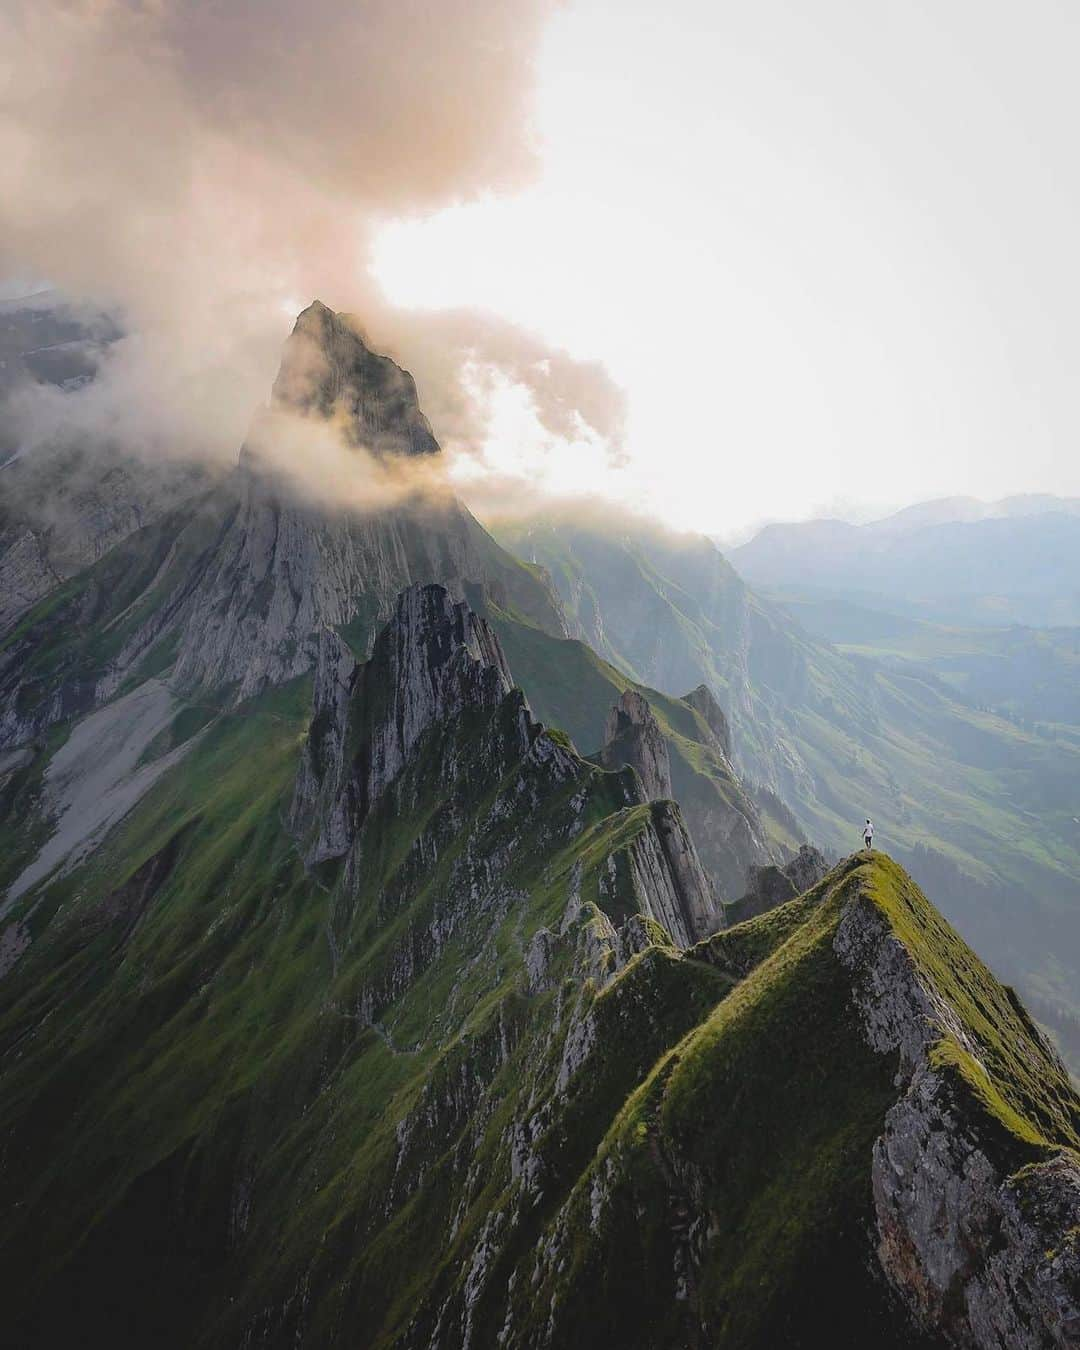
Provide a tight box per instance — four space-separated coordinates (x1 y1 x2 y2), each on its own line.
517 854 1080 1348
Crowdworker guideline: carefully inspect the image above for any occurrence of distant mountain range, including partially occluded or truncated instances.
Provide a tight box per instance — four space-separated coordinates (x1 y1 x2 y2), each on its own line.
732 495 1080 627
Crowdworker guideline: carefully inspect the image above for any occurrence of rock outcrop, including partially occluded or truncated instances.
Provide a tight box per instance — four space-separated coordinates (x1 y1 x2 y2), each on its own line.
4 309 1079 1350
835 888 1080 1349
519 855 1080 1350
289 584 719 947
269 300 439 458
725 841 830 923
599 689 672 801
682 682 732 758
3 585 1079 1350
0 444 209 638
291 585 517 863
600 798 721 947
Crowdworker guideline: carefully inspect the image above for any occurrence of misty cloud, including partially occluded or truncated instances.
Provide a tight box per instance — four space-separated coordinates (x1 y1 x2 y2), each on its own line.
0 0 624 473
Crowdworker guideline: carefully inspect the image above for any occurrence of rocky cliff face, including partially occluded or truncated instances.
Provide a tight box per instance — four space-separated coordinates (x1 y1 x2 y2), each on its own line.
289 585 720 951
600 688 673 800
492 514 1080 1030
517 855 1080 1350
0 444 210 638
724 841 830 923
2 311 1078 1350
269 300 439 457
683 682 732 757
835 890 1080 1349
291 585 517 865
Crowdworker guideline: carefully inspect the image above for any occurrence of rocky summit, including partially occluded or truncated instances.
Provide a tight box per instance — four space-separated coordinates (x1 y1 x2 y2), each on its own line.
1 306 1079 1349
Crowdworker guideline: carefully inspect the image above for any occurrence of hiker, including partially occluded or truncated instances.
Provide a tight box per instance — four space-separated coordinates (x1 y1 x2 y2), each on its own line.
863 819 874 850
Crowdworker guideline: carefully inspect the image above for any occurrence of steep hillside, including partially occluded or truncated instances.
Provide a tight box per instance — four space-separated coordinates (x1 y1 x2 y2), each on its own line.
2 310 1078 1348
494 516 1080 1013
1 589 1076 1347
488 610 792 896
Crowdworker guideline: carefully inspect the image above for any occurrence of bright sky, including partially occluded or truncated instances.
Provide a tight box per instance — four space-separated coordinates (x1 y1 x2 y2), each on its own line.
373 0 1080 536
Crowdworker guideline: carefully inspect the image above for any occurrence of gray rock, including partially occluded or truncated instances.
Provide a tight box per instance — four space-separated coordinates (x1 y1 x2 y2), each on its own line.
600 798 721 947
836 891 1080 1349
2 679 202 911
0 444 209 638
682 683 732 758
269 300 439 458
600 689 672 801
726 841 830 923
0 305 566 749
288 628 359 862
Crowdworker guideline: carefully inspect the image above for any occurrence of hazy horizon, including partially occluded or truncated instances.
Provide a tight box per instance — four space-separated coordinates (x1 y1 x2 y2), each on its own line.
4 1 1080 536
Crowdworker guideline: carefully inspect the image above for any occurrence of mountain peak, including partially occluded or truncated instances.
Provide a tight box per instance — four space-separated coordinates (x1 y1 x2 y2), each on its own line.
270 300 439 457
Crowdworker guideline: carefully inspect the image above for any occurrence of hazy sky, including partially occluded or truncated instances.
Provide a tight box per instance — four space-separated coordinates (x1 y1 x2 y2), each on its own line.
3 1 1079 536
374 0 1080 534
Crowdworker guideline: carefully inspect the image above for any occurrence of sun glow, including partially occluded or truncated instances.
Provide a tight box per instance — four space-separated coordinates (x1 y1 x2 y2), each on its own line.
373 0 1080 537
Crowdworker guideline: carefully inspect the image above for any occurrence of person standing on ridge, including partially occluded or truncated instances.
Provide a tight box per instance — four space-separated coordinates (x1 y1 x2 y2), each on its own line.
863 818 874 851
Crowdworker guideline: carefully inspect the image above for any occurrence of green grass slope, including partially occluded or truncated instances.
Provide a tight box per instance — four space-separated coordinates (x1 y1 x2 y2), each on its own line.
512 854 1080 1349
490 606 793 889
0 659 726 1347
766 583 1080 729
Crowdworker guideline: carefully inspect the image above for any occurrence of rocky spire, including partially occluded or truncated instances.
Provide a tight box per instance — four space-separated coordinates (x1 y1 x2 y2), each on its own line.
725 842 830 923
356 583 515 806
599 689 672 801
270 300 440 457
290 584 519 862
683 683 732 758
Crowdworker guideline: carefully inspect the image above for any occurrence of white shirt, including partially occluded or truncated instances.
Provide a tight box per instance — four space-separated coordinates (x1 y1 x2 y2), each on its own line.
864 821 874 837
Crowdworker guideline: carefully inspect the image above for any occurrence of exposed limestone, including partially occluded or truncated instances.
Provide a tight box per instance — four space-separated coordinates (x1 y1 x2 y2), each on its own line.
288 628 358 862
784 841 830 894
291 586 718 1006
269 300 439 458
291 585 518 864
2 679 202 911
726 842 830 923
0 918 30 978
358 583 514 806
682 682 732 758
602 800 721 947
0 442 208 638
600 690 673 801
0 305 565 749
835 892 1080 1349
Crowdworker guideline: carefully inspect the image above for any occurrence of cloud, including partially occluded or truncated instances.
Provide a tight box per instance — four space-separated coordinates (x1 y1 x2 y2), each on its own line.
0 0 624 471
